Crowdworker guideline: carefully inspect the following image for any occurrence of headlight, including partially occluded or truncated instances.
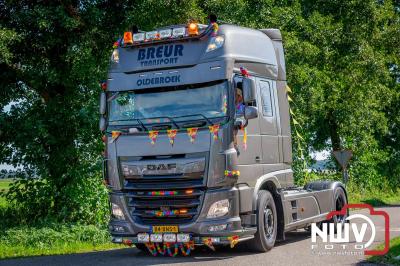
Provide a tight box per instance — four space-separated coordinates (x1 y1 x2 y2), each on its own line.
111 203 125 220
206 36 225 52
111 49 119 63
207 199 230 218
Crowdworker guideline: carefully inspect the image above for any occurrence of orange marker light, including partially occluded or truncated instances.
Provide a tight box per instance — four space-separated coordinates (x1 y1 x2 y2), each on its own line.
123 32 133 45
188 23 199 36
180 209 188 214
185 189 194 194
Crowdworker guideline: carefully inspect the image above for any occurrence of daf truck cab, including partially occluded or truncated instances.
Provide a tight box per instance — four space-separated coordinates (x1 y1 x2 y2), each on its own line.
100 20 348 255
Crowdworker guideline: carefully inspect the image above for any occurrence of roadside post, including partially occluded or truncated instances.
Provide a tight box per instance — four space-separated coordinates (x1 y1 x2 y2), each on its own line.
332 150 353 186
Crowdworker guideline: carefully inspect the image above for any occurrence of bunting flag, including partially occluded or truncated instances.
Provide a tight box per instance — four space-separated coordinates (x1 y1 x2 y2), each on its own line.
211 22 219 36
208 124 220 140
167 129 178 146
227 235 239 248
145 243 158 256
202 238 215 251
222 95 228 114
287 94 293 102
286 85 292 93
109 131 121 143
224 170 240 177
166 243 179 257
148 130 159 145
241 126 248 151
187 128 198 143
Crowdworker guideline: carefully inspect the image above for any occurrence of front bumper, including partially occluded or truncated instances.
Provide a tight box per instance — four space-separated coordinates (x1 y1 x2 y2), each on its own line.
109 186 256 243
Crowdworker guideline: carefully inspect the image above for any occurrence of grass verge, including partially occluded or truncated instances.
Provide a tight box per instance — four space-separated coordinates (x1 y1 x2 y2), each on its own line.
0 224 123 260
368 237 400 265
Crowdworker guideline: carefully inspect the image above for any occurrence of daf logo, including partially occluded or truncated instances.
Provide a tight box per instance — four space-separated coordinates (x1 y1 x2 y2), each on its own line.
146 163 176 171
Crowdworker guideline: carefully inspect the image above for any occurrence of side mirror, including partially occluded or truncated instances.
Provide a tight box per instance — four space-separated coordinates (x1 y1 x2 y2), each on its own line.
99 92 106 115
242 78 256 103
244 106 258 120
99 116 106 132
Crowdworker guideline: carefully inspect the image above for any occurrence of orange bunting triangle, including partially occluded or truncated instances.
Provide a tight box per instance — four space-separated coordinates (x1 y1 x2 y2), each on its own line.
208 124 220 140
148 130 159 145
167 129 178 146
187 128 198 143
110 131 121 143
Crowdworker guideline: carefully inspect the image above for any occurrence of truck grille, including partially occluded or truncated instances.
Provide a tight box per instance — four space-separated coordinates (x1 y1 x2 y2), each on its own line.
123 173 205 225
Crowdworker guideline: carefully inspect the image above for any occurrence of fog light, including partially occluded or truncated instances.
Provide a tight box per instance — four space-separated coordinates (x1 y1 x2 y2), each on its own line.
112 226 125 232
208 224 228 232
112 203 125 220
207 199 230 218
112 237 122 243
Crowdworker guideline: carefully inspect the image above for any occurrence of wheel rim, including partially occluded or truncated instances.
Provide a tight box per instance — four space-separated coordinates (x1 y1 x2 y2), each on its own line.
263 206 274 239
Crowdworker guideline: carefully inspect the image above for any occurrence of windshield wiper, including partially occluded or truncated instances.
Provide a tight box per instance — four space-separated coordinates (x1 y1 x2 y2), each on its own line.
108 118 147 131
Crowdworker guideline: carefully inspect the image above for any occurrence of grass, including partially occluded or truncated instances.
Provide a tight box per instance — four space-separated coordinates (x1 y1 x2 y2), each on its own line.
368 237 400 265
347 185 400 207
0 224 124 260
0 180 124 260
0 179 12 207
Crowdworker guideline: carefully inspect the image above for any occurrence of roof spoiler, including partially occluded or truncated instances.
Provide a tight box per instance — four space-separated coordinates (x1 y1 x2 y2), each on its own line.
259 28 285 81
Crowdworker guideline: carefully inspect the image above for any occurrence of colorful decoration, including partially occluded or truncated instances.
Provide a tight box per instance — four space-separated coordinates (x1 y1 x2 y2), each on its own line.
155 243 166 255
208 124 220 140
202 238 215 251
179 241 195 256
187 128 198 143
112 38 121 49
211 22 219 37
148 190 178 196
148 130 159 145
242 126 248 151
145 243 158 256
167 129 178 146
224 170 240 177
222 95 228 114
240 66 250 77
227 235 239 248
166 243 179 257
109 131 121 143
145 209 181 217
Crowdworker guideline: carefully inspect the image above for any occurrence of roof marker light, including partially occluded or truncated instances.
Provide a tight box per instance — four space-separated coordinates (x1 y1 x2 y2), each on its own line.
172 27 186 37
146 31 159 40
159 29 172 39
133 33 145 42
123 32 133 45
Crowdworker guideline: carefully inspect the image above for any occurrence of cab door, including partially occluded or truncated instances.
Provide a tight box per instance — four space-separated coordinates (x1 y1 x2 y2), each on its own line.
257 78 280 165
235 75 263 186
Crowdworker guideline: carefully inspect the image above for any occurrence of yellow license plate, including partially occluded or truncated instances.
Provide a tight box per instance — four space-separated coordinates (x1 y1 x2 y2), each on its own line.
152 225 178 233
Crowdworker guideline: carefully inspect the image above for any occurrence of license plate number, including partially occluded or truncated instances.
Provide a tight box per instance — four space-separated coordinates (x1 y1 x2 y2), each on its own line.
152 225 178 233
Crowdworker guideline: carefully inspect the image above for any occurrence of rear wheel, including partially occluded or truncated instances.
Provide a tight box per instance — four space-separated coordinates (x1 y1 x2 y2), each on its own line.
331 187 348 232
248 190 277 252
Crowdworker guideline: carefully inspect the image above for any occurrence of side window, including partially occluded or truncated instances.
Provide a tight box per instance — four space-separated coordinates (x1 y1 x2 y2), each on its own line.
260 80 273 117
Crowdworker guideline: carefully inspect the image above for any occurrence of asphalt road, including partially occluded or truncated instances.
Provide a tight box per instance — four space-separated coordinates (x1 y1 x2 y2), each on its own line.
1 206 399 266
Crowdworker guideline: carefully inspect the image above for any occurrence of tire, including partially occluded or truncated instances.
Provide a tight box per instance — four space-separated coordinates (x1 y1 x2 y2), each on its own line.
134 243 148 252
322 187 347 234
248 190 278 252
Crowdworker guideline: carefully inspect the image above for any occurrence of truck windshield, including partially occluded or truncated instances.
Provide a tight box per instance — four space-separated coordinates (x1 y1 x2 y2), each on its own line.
108 81 228 123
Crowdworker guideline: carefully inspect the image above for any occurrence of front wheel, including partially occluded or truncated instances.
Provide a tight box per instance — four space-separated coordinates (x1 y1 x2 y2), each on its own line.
248 190 277 252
